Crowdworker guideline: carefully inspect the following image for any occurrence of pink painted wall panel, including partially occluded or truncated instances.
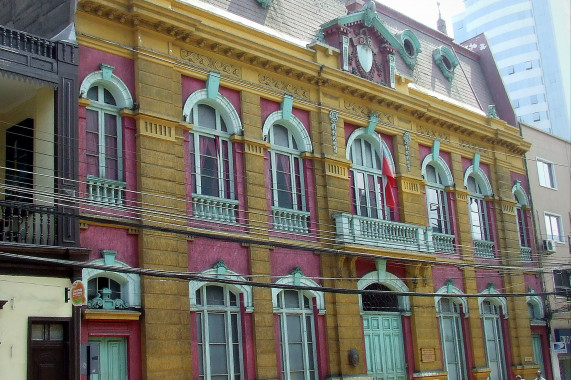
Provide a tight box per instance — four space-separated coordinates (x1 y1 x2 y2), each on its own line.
475 269 504 292
432 265 465 292
181 75 205 102
188 238 249 274
80 226 138 267
79 46 135 95
524 274 542 293
270 247 321 281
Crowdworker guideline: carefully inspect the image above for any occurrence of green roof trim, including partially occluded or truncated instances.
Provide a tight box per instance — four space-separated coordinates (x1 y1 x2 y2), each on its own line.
320 10 402 50
433 45 459 82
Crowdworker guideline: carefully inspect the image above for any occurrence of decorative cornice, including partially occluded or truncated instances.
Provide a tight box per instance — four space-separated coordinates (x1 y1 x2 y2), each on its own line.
83 309 141 320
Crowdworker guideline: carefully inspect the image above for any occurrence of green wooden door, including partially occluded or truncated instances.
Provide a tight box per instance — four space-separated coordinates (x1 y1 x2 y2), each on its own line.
89 337 127 380
363 313 406 380
531 335 545 375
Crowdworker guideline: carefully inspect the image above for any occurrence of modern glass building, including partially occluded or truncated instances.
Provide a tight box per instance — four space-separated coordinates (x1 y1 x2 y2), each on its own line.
452 0 571 140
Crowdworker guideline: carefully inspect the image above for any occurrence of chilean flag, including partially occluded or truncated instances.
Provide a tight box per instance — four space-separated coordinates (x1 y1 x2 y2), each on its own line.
382 155 396 210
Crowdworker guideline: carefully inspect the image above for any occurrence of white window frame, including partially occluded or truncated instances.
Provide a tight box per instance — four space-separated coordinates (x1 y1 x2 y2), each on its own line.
276 290 318 380
188 103 235 200
466 173 492 242
536 158 557 189
82 259 141 308
437 298 468 380
195 285 244 380
350 137 386 219
544 212 564 242
268 124 306 211
480 300 507 380
426 164 451 234
85 86 124 181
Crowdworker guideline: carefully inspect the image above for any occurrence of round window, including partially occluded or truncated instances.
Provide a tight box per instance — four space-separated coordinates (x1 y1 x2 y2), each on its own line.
404 39 415 57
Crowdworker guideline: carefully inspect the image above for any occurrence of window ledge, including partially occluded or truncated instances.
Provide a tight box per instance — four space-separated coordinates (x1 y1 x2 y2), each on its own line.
83 309 141 320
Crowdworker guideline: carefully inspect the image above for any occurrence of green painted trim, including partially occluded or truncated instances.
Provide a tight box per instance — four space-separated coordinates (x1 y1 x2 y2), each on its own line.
320 11 403 53
432 140 440 159
100 63 115 81
256 0 274 9
366 112 379 135
433 45 459 82
473 153 480 172
101 249 117 266
395 29 422 69
206 71 220 100
281 94 293 121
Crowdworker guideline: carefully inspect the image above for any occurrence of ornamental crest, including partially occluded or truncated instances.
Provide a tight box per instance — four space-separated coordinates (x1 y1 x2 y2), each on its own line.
355 32 374 73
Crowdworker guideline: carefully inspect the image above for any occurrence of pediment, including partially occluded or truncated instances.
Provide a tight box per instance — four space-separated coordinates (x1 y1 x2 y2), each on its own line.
319 5 412 86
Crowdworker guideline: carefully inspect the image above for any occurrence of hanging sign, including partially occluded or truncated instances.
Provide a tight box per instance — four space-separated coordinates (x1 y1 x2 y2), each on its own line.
71 280 87 306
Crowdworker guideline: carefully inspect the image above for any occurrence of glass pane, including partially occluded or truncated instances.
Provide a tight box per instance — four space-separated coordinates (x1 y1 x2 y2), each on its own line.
283 291 300 309
199 136 220 197
231 314 239 343
229 291 237 307
426 164 437 183
31 324 45 340
197 104 216 130
88 278 98 300
197 313 203 343
209 345 229 374
49 324 64 341
196 289 202 305
208 314 226 343
103 88 116 105
287 315 303 342
352 140 363 166
364 141 373 168
272 124 289 147
87 86 98 101
206 286 225 306
288 343 304 371
276 153 293 209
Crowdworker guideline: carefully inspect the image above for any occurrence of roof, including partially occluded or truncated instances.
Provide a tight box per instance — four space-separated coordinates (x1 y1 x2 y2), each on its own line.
182 0 511 125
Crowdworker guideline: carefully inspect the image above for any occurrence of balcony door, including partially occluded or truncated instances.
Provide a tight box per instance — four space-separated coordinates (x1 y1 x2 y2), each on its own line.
5 118 34 202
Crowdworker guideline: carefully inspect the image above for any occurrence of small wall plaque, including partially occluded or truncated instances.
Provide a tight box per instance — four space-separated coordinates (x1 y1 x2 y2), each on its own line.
421 348 436 363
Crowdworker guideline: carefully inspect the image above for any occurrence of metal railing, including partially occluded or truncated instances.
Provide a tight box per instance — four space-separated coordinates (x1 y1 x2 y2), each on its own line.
0 200 57 246
520 246 532 262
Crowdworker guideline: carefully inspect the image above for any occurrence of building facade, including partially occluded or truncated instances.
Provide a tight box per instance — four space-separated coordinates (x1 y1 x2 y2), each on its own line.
521 123 571 380
452 0 571 141
0 21 87 380
0 0 556 379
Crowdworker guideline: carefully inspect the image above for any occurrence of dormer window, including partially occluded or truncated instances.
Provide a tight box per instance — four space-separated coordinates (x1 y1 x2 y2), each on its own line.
433 46 459 81
395 29 421 69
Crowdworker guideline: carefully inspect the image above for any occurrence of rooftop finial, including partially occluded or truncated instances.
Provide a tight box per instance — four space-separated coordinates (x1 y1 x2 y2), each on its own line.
437 2 448 35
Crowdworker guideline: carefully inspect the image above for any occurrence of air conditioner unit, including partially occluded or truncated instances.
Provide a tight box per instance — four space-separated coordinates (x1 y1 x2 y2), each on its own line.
543 239 556 254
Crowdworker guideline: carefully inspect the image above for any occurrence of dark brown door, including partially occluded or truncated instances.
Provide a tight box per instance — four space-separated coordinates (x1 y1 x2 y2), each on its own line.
28 320 70 380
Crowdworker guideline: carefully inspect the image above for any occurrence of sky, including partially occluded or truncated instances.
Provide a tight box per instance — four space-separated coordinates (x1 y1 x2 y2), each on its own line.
379 0 465 38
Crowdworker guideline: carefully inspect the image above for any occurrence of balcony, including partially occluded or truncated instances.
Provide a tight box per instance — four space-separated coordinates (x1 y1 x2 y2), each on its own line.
192 194 239 224
520 246 532 262
87 176 126 205
0 200 57 246
433 232 456 254
333 212 436 252
474 240 495 258
272 207 310 234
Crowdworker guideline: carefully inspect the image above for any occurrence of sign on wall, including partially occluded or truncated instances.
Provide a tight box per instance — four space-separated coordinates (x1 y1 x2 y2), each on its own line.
71 280 87 306
554 329 571 354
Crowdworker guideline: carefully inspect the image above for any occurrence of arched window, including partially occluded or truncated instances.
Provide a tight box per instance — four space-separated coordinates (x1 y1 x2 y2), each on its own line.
437 298 467 380
195 285 243 380
188 103 234 199
513 183 531 261
347 132 394 220
275 289 318 380
425 163 451 234
85 85 122 181
467 175 490 241
263 111 312 233
80 67 133 205
480 299 507 380
421 153 455 253
183 89 242 223
269 123 305 211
